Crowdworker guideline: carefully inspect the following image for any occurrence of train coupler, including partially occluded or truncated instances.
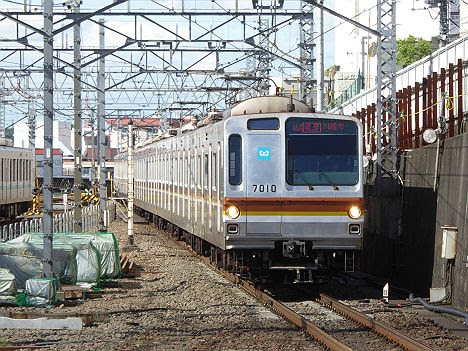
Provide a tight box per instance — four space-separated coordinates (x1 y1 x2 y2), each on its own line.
282 240 306 258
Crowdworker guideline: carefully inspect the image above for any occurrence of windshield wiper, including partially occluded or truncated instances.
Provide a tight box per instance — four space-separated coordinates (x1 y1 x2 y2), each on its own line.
318 170 340 191
294 168 314 191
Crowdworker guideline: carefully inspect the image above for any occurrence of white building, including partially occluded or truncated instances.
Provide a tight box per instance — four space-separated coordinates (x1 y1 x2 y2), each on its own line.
334 0 440 90
14 120 73 157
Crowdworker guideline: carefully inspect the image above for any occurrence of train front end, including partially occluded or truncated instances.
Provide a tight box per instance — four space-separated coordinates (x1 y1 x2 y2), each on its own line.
223 97 364 279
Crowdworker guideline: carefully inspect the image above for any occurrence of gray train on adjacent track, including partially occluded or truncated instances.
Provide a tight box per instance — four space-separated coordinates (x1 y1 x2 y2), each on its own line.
114 96 365 281
0 140 35 223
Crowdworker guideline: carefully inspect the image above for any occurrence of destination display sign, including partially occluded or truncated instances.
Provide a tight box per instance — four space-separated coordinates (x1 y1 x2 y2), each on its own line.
287 118 356 135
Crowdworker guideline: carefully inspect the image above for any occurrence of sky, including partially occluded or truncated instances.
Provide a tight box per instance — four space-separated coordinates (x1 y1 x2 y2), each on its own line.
0 0 449 127
332 0 440 72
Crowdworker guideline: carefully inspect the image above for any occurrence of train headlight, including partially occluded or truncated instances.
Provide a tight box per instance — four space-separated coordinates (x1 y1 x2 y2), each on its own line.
226 206 240 219
348 206 361 219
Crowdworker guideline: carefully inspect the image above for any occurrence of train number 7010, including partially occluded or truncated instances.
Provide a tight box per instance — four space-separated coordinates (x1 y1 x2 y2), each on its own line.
252 184 277 193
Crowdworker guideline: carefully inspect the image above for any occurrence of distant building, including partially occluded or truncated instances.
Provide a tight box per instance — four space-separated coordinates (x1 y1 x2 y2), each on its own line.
15 120 73 156
107 117 180 151
82 147 118 183
15 121 73 178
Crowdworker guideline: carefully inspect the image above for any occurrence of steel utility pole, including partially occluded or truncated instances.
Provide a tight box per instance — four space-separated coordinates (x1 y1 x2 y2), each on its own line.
0 77 5 139
361 36 371 90
91 109 96 186
376 0 397 190
305 0 397 190
439 0 449 47
97 19 107 231
43 0 54 277
299 0 314 106
316 1 324 111
127 120 134 246
27 102 35 149
73 3 83 233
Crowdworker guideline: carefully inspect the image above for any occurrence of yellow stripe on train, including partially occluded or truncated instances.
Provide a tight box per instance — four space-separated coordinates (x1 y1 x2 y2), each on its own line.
245 211 348 216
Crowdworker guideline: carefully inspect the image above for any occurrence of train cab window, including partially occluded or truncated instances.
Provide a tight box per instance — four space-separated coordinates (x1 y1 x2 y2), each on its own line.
286 118 359 186
228 134 242 185
247 118 279 130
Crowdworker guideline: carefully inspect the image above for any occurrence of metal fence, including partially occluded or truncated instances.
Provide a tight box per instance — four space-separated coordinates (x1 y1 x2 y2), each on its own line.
325 74 363 111
0 202 116 242
331 34 468 116
329 34 468 154
347 59 467 155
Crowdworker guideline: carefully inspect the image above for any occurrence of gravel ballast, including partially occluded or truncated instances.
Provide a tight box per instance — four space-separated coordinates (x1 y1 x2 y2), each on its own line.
0 220 322 351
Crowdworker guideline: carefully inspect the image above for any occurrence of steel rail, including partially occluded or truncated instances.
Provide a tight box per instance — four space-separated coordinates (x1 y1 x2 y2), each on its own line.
165 230 435 351
320 294 435 351
197 256 351 351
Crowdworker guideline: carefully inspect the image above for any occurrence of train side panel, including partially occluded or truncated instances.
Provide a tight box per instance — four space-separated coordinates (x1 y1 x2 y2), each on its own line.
0 146 35 220
116 122 226 249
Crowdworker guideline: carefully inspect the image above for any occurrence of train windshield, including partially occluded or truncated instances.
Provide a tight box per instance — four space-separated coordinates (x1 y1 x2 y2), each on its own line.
286 118 359 186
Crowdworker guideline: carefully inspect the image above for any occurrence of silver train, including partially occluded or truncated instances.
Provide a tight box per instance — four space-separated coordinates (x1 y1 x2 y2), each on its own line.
0 141 35 222
114 96 365 280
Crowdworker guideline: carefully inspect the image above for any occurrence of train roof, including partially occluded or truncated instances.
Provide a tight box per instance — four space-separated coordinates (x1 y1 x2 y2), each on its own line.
118 96 360 155
228 96 312 116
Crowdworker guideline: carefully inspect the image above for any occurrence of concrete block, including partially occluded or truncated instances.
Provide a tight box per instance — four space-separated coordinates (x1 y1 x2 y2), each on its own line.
0 317 82 330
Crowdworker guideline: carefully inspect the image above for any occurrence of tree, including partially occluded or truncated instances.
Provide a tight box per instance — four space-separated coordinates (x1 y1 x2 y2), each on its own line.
396 35 432 67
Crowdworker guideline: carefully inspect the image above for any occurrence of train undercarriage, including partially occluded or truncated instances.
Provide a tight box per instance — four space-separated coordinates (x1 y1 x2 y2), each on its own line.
136 207 360 284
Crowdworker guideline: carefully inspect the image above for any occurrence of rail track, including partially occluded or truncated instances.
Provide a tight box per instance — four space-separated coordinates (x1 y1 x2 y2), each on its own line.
166 229 436 351
319 294 434 351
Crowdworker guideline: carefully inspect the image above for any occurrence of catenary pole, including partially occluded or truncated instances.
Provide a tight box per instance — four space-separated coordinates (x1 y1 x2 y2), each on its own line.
97 18 107 231
316 1 324 111
73 3 83 232
127 120 134 246
43 0 54 278
27 101 35 149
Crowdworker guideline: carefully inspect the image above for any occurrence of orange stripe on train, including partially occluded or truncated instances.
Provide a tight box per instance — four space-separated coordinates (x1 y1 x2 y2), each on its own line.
224 197 364 213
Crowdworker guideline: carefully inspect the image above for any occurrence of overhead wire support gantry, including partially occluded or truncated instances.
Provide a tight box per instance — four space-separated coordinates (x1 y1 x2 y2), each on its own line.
0 0 128 277
0 2 311 119
305 0 398 191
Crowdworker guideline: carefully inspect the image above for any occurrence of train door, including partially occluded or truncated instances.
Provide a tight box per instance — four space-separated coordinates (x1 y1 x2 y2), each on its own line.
245 134 282 234
202 151 209 237
0 158 3 203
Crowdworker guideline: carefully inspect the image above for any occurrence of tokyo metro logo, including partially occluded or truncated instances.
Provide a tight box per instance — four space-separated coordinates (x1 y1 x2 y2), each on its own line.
257 147 271 160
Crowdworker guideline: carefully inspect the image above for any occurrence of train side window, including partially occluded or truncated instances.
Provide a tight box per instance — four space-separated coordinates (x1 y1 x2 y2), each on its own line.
185 156 188 188
211 152 217 191
247 118 279 130
228 134 242 185
179 153 183 186
204 154 208 188
197 155 201 189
